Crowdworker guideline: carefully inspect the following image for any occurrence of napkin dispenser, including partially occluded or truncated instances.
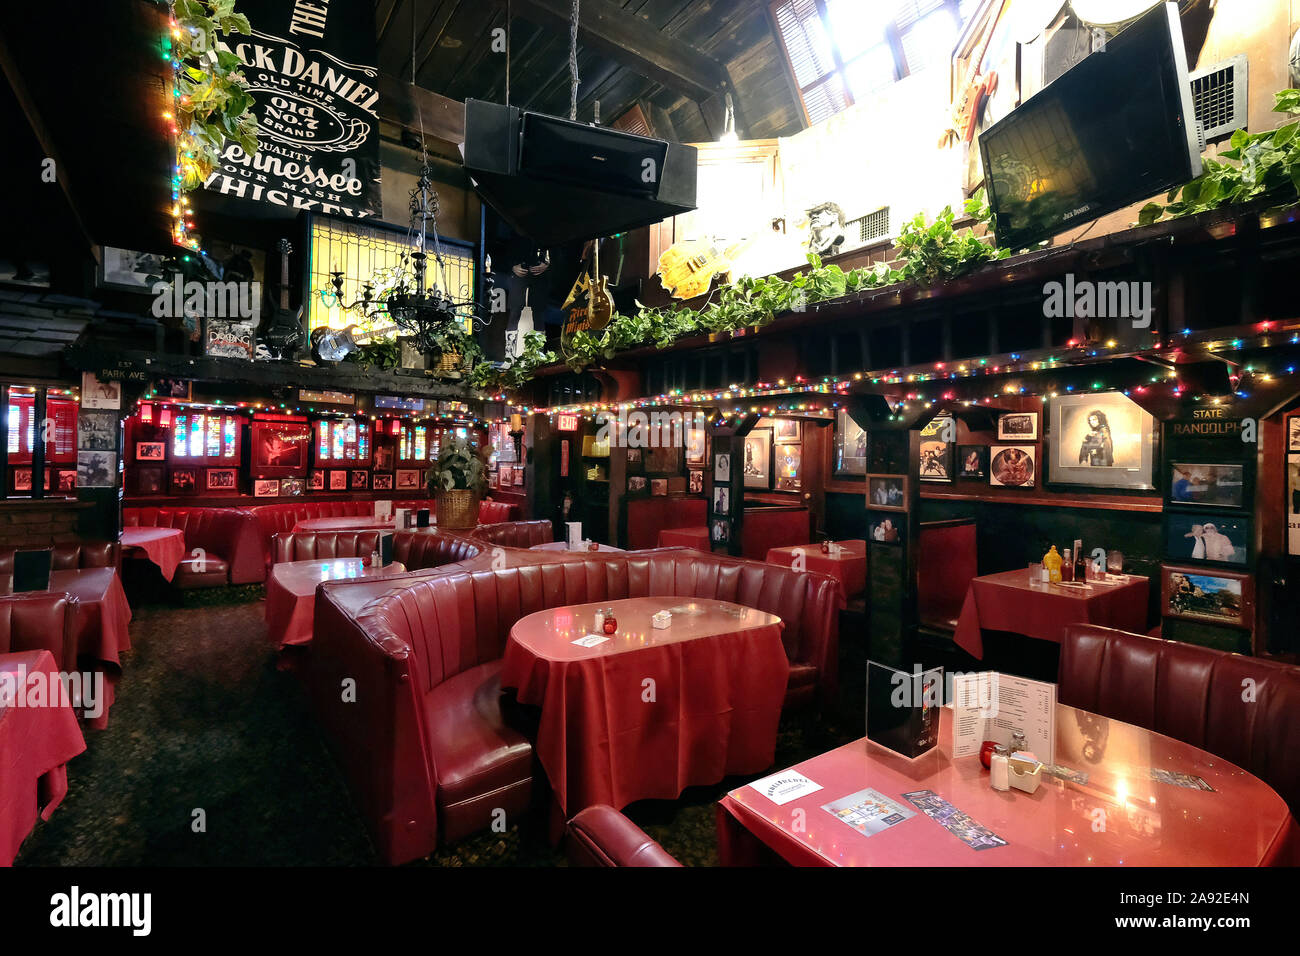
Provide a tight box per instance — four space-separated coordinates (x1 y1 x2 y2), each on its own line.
651 610 672 629
1008 754 1043 794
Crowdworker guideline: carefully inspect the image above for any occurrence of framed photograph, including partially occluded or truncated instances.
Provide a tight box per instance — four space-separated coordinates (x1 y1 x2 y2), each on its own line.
867 474 908 511
488 471 499 490
373 442 395 472
329 470 348 491
685 424 707 466
1289 416 1300 452
713 485 731 515
97 246 165 292
958 445 988 478
774 442 802 491
774 419 801 443
12 468 31 492
1162 565 1254 628
868 513 903 545
251 420 310 477
395 469 420 490
743 428 772 490
136 441 166 462
1049 392 1156 491
253 478 280 498
513 465 524 486
651 478 668 497
919 416 954 483
710 519 730 544
834 409 867 476
644 443 682 475
80 372 121 410
57 470 77 492
169 465 199 495
308 471 325 491
350 470 369 490
281 478 305 497
1168 462 1245 509
78 410 117 452
1164 512 1250 566
688 469 704 494
206 467 237 491
136 466 163 495
997 411 1038 441
714 452 731 483
626 447 643 466
154 378 192 400
989 444 1037 488
627 476 648 495
1289 455 1300 556
373 473 394 491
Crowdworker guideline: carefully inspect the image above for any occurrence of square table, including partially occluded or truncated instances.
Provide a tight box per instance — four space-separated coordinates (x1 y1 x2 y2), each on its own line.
953 568 1150 659
656 526 710 551
765 540 866 601
717 705 1295 867
265 557 408 651
120 526 185 581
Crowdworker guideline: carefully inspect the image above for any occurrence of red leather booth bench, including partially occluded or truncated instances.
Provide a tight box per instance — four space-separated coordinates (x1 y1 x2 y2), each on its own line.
625 497 706 550
738 505 809 560
0 591 79 675
466 519 554 548
1059 624 1300 826
308 546 841 864
566 806 680 867
1 542 120 595
917 519 977 631
124 508 264 588
272 529 486 570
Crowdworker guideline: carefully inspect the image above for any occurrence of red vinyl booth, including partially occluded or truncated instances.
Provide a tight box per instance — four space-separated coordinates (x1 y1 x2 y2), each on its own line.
308 547 841 864
0 591 78 675
271 530 485 570
566 806 680 867
917 519 977 630
0 542 120 594
123 507 263 588
467 520 554 548
1059 624 1300 821
739 506 809 560
625 497 706 550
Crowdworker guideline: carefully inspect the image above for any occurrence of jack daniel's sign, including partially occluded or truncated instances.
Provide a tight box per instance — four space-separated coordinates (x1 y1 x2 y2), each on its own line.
205 0 381 218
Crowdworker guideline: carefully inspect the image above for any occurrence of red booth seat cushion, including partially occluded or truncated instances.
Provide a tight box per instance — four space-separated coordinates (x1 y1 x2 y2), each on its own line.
566 805 681 867
467 520 553 548
478 500 516 523
739 508 808 560
0 591 77 672
123 507 263 586
1 542 119 594
626 498 706 550
309 547 840 864
1059 625 1300 818
917 520 977 630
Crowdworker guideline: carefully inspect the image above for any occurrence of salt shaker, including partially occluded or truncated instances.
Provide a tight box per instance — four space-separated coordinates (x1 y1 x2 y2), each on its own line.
990 745 1011 791
593 607 605 632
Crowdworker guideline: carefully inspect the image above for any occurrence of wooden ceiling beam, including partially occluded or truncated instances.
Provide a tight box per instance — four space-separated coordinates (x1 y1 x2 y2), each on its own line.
377 73 466 145
490 0 732 104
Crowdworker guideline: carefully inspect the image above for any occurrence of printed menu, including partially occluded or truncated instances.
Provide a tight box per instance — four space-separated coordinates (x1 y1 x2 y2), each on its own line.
951 672 1056 766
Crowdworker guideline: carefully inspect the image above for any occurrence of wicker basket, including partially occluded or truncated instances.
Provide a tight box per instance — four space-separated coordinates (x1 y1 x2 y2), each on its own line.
432 349 463 379
436 488 479 529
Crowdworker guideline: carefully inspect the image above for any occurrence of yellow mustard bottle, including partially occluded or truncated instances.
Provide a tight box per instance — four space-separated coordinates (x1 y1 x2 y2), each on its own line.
1043 545 1062 583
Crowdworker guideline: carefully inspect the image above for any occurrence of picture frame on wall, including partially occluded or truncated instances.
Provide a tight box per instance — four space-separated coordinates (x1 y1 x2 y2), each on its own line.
958 445 988 478
78 451 115 488
774 442 801 491
867 474 907 511
1048 391 1156 491
688 469 704 493
651 479 668 497
329 470 348 491
1164 512 1250 567
919 416 954 483
136 466 163 495
1162 565 1254 628
80 372 121 410
868 513 903 545
96 246 166 293
169 466 199 495
78 410 117 451
12 468 31 492
136 441 166 462
1289 416 1300 452
713 485 730 515
373 473 394 490
710 519 730 544
834 409 867 476
774 419 801 443
743 428 772 490
1168 462 1246 509
685 424 707 466
308 471 325 491
1289 455 1300 556
56 470 76 492
714 453 731 483
281 478 305 497
395 469 420 490
350 470 369 490
206 467 237 491
997 411 1038 441
254 478 280 498
989 445 1036 488
643 443 682 475
627 476 648 494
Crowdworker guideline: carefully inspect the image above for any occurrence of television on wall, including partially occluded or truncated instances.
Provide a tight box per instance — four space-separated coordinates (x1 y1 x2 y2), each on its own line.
980 2 1201 251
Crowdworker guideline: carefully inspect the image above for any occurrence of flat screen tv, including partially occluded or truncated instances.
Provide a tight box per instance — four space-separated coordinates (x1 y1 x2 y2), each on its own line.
980 2 1201 251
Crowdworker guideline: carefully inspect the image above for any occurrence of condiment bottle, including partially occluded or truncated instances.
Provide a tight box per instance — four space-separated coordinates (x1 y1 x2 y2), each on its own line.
1061 549 1074 582
593 607 605 632
990 745 1011 791
1043 546 1063 583
602 607 618 634
1009 729 1028 757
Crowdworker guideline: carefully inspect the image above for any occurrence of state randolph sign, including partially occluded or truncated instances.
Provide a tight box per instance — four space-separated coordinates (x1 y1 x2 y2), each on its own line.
206 0 381 218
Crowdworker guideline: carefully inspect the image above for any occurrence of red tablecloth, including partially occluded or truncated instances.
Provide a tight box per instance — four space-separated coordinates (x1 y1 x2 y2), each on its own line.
121 526 185 581
1 650 87 866
718 704 1295 867
765 540 866 600
265 558 408 651
291 516 397 533
48 568 132 730
529 542 624 552
656 526 710 551
500 597 788 816
953 568 1149 658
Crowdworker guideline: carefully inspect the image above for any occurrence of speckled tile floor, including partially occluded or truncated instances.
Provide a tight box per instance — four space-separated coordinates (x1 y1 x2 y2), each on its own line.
15 588 864 867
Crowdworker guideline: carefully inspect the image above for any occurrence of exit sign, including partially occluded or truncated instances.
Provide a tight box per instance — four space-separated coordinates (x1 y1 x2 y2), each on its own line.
557 414 579 431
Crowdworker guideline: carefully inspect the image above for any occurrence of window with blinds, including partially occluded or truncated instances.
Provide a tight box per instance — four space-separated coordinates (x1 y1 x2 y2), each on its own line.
771 0 969 126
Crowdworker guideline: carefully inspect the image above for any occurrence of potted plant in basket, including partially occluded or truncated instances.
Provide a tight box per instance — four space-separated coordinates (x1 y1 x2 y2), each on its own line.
427 434 488 529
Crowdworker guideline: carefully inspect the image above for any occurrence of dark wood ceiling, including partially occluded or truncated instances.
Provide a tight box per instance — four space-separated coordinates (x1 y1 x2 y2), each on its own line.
375 0 805 142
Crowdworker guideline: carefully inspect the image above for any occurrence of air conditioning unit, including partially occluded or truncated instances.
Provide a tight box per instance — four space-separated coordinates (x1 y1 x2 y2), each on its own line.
1189 55 1248 143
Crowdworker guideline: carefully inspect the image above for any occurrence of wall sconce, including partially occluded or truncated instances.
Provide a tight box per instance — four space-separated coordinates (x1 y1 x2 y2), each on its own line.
141 403 153 424
159 407 172 427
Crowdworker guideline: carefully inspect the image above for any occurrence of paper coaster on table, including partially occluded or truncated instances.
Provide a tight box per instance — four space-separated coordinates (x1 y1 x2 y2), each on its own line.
571 634 610 647
748 771 823 806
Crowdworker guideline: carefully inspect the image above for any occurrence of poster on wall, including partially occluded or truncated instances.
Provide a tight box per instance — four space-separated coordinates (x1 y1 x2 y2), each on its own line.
1050 392 1156 490
206 320 256 360
1289 455 1300 556
207 0 382 219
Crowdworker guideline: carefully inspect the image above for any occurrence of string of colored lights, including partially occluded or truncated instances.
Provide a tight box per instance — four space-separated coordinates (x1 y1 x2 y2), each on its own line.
163 14 201 252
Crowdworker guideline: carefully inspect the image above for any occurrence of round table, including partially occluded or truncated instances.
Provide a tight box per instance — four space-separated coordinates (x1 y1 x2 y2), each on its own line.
265 558 407 650
291 515 400 534
500 596 788 817
529 542 624 553
121 526 186 581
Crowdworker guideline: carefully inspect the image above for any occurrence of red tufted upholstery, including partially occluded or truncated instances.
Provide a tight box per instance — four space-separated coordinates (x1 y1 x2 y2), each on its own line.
0 591 78 674
0 542 120 595
392 531 484 570
477 499 516 523
566 805 681 867
1059 625 1300 818
308 546 840 863
124 507 263 587
467 519 554 548
272 531 383 564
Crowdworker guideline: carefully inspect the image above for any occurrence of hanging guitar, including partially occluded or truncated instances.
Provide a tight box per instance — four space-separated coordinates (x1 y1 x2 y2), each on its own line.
657 231 763 301
261 238 306 360
560 238 614 353
940 0 1010 148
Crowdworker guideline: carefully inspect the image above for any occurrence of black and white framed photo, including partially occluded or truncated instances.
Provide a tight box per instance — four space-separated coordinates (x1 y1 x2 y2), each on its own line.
373 473 394 490
80 372 121 410
997 411 1038 441
990 444 1037 488
350 470 369 490
78 410 117 451
743 428 772 489
834 408 867 476
688 469 704 494
774 419 801 443
1168 462 1246 509
1049 391 1156 491
710 519 730 544
627 476 648 495
309 471 325 491
330 470 349 491
395 469 420 490
714 452 731 483
918 416 954 483
958 444 988 478
206 467 237 490
713 485 730 515
867 474 907 511
1164 511 1250 567
281 478 305 497
135 441 166 462
169 465 199 495
1289 415 1300 453
96 246 165 293
1289 455 1300 556
76 451 115 489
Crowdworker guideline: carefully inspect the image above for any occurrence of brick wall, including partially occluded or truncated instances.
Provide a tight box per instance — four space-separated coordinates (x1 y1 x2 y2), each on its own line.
0 501 87 549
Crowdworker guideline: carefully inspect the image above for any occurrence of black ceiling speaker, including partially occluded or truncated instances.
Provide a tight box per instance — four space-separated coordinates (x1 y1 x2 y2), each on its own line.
462 99 698 245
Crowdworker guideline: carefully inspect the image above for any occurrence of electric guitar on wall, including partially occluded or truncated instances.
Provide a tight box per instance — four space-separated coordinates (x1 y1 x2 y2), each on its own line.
940 0 1010 148
561 237 614 336
261 239 305 359
657 232 760 301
